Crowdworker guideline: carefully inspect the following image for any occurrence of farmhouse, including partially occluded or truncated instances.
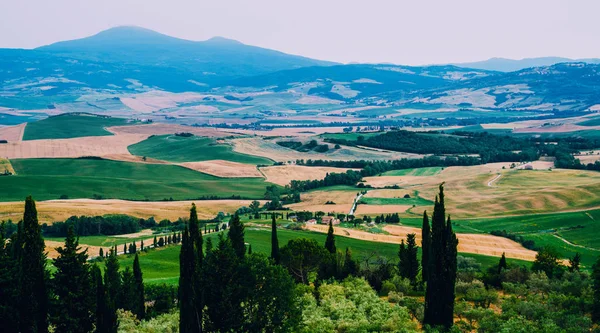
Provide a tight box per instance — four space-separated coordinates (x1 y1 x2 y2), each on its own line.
321 215 340 225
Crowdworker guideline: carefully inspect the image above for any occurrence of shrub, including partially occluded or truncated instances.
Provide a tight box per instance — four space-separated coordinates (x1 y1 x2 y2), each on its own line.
380 281 397 296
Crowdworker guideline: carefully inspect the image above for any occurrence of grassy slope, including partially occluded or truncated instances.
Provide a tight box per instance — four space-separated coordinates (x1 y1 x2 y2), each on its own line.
128 134 272 165
402 209 600 268
111 227 530 285
382 167 443 177
23 114 128 140
1 158 271 201
359 197 433 206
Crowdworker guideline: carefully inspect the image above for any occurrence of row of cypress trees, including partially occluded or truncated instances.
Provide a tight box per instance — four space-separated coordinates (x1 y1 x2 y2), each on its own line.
0 196 146 333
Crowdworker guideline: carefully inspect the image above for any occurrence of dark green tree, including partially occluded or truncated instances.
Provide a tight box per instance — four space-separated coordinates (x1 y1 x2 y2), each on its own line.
99 247 104 258
153 236 157 248
498 252 508 274
399 233 419 285
271 214 280 264
120 267 135 313
17 196 49 333
50 225 94 333
0 222 18 333
421 211 431 283
132 254 145 319
140 239 144 251
205 237 213 253
324 220 336 254
93 264 117 333
532 246 563 279
593 256 600 323
228 213 246 259
280 238 326 284
342 247 359 277
179 203 203 333
423 184 458 330
104 248 121 324
123 243 127 254
569 252 581 272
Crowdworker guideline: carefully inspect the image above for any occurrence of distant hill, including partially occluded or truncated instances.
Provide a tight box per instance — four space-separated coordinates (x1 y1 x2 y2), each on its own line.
0 26 337 93
454 57 600 72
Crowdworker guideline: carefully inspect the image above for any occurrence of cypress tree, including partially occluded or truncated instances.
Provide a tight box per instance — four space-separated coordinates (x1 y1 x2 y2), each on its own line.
153 236 157 248
248 244 253 255
132 254 145 319
271 214 280 264
179 204 203 333
99 247 104 258
50 225 94 332
140 239 144 251
324 220 336 254
205 237 213 253
93 265 117 333
405 233 419 285
17 196 49 333
498 252 508 273
228 213 246 259
593 256 600 323
120 267 135 312
569 252 581 272
123 243 127 254
421 211 431 283
398 240 407 278
0 222 19 333
423 184 458 330
104 248 121 324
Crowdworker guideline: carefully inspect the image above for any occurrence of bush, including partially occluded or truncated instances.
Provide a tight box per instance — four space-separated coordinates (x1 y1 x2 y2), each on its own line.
380 281 397 296
387 291 404 303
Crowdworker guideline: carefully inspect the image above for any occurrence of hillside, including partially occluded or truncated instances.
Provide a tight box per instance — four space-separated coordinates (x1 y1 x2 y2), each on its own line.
454 56 600 72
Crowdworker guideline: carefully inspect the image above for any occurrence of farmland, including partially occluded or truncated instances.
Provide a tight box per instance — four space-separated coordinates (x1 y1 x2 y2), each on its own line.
23 114 130 140
0 158 272 201
100 227 531 285
128 134 273 165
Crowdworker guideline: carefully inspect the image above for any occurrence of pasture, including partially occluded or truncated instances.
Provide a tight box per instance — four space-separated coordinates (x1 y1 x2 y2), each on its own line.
382 167 443 177
0 158 272 201
128 134 272 165
106 226 530 285
260 165 355 186
23 114 129 140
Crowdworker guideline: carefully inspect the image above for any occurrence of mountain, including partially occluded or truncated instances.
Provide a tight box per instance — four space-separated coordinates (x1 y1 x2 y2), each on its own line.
36 26 337 77
454 57 600 72
0 26 337 94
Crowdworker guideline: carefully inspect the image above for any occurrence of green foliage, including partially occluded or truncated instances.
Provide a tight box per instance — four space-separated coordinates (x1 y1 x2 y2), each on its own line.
298 277 418 332
398 233 419 285
117 310 179 333
271 214 280 264
0 222 19 332
23 114 128 141
132 254 145 319
280 238 327 284
129 134 272 165
324 221 336 254
421 211 431 283
93 264 117 333
532 246 565 279
50 226 95 332
228 213 246 259
424 184 458 330
593 256 600 323
2 158 271 201
17 196 49 333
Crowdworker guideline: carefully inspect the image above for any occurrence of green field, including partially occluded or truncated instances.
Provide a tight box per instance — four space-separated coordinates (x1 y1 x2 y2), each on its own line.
320 131 381 141
109 227 530 285
401 209 600 268
359 196 433 206
0 158 272 201
382 167 443 177
577 117 600 127
128 134 273 165
23 114 129 140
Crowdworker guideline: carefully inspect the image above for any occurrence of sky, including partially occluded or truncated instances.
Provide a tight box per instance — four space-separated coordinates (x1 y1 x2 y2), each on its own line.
0 0 598 65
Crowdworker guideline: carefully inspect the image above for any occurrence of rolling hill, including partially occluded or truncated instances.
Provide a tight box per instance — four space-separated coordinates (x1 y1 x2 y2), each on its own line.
454 56 600 72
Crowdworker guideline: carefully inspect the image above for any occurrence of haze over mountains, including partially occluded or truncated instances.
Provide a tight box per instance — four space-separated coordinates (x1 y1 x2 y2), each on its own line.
1 26 600 114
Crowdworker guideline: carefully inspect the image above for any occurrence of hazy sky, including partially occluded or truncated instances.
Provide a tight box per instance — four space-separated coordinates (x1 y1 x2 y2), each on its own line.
1 0 598 65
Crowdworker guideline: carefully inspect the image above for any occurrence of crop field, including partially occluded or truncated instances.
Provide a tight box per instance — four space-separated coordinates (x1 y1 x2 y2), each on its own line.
286 187 360 213
0 123 26 142
180 160 263 178
0 199 262 223
23 114 130 140
0 158 272 201
0 158 14 174
364 163 600 218
319 131 382 141
128 134 273 165
260 165 355 186
382 167 443 177
358 196 433 206
231 137 422 162
107 227 530 285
